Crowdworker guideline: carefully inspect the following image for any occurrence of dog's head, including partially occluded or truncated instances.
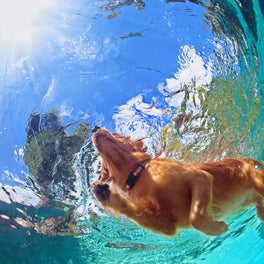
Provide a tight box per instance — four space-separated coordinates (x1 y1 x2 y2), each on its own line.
92 127 151 186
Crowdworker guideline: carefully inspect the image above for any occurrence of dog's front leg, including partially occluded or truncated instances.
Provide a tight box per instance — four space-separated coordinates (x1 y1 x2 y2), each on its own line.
93 182 131 210
93 182 176 236
189 173 228 236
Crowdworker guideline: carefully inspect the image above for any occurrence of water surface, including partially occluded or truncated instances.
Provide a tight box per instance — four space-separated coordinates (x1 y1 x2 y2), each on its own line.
0 0 264 263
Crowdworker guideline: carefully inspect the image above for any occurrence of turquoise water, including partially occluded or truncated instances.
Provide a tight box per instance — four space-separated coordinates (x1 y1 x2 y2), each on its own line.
1 0 264 263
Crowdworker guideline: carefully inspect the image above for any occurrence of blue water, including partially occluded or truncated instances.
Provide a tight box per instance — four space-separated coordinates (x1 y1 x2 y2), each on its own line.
1 0 264 263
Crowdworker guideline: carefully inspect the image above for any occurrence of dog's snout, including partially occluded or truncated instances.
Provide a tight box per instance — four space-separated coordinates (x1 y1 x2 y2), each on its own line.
92 126 101 133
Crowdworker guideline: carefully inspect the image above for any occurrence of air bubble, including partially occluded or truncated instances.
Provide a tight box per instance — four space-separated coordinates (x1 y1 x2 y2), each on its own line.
255 165 261 171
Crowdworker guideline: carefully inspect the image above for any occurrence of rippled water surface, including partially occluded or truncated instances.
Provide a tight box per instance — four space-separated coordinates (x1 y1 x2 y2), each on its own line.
1 0 264 263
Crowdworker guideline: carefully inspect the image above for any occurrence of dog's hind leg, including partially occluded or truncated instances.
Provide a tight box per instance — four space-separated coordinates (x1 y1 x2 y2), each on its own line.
247 162 264 197
189 172 228 236
255 197 264 221
257 205 264 221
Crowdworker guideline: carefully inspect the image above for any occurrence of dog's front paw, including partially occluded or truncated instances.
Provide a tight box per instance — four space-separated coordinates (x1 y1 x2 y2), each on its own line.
93 183 111 202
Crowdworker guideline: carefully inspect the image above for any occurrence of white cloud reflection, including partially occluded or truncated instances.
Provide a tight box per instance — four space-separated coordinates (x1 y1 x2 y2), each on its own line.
113 45 214 153
158 45 213 107
113 95 162 137
41 78 56 108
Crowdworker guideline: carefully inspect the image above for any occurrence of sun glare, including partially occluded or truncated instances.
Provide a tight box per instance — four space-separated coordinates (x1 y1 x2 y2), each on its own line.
0 0 53 47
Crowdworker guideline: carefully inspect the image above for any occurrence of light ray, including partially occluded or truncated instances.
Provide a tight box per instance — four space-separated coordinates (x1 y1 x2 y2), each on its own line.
0 0 53 47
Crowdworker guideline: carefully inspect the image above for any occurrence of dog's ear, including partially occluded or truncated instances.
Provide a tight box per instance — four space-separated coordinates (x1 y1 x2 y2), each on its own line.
133 139 147 152
112 132 132 144
112 132 128 139
112 132 146 152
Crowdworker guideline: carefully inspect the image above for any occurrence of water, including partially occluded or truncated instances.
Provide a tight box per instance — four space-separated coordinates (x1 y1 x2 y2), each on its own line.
0 0 264 263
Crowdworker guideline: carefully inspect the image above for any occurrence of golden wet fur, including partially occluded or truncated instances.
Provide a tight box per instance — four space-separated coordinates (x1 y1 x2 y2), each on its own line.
92 127 264 236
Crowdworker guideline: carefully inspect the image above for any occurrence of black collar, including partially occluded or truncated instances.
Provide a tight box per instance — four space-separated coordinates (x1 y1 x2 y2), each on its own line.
125 160 149 190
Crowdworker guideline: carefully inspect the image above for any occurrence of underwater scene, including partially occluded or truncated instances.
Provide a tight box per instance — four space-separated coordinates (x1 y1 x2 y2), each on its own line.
0 0 264 263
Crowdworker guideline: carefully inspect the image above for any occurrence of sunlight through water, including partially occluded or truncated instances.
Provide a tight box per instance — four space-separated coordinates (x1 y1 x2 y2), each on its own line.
0 0 53 48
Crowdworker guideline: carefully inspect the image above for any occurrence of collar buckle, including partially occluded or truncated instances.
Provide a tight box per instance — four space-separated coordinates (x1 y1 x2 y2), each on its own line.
125 160 149 190
126 172 137 190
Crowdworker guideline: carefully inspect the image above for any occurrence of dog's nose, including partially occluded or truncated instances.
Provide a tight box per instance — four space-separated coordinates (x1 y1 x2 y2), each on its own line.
92 126 101 133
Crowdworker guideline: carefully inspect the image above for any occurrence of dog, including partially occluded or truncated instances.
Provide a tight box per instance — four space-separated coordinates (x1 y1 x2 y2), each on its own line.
92 127 264 236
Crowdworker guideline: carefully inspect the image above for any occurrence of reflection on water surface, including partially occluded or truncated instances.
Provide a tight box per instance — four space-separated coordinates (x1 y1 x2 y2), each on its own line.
1 0 264 263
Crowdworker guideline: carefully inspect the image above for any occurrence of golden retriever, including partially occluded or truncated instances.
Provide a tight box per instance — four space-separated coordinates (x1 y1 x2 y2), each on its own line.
92 127 264 236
